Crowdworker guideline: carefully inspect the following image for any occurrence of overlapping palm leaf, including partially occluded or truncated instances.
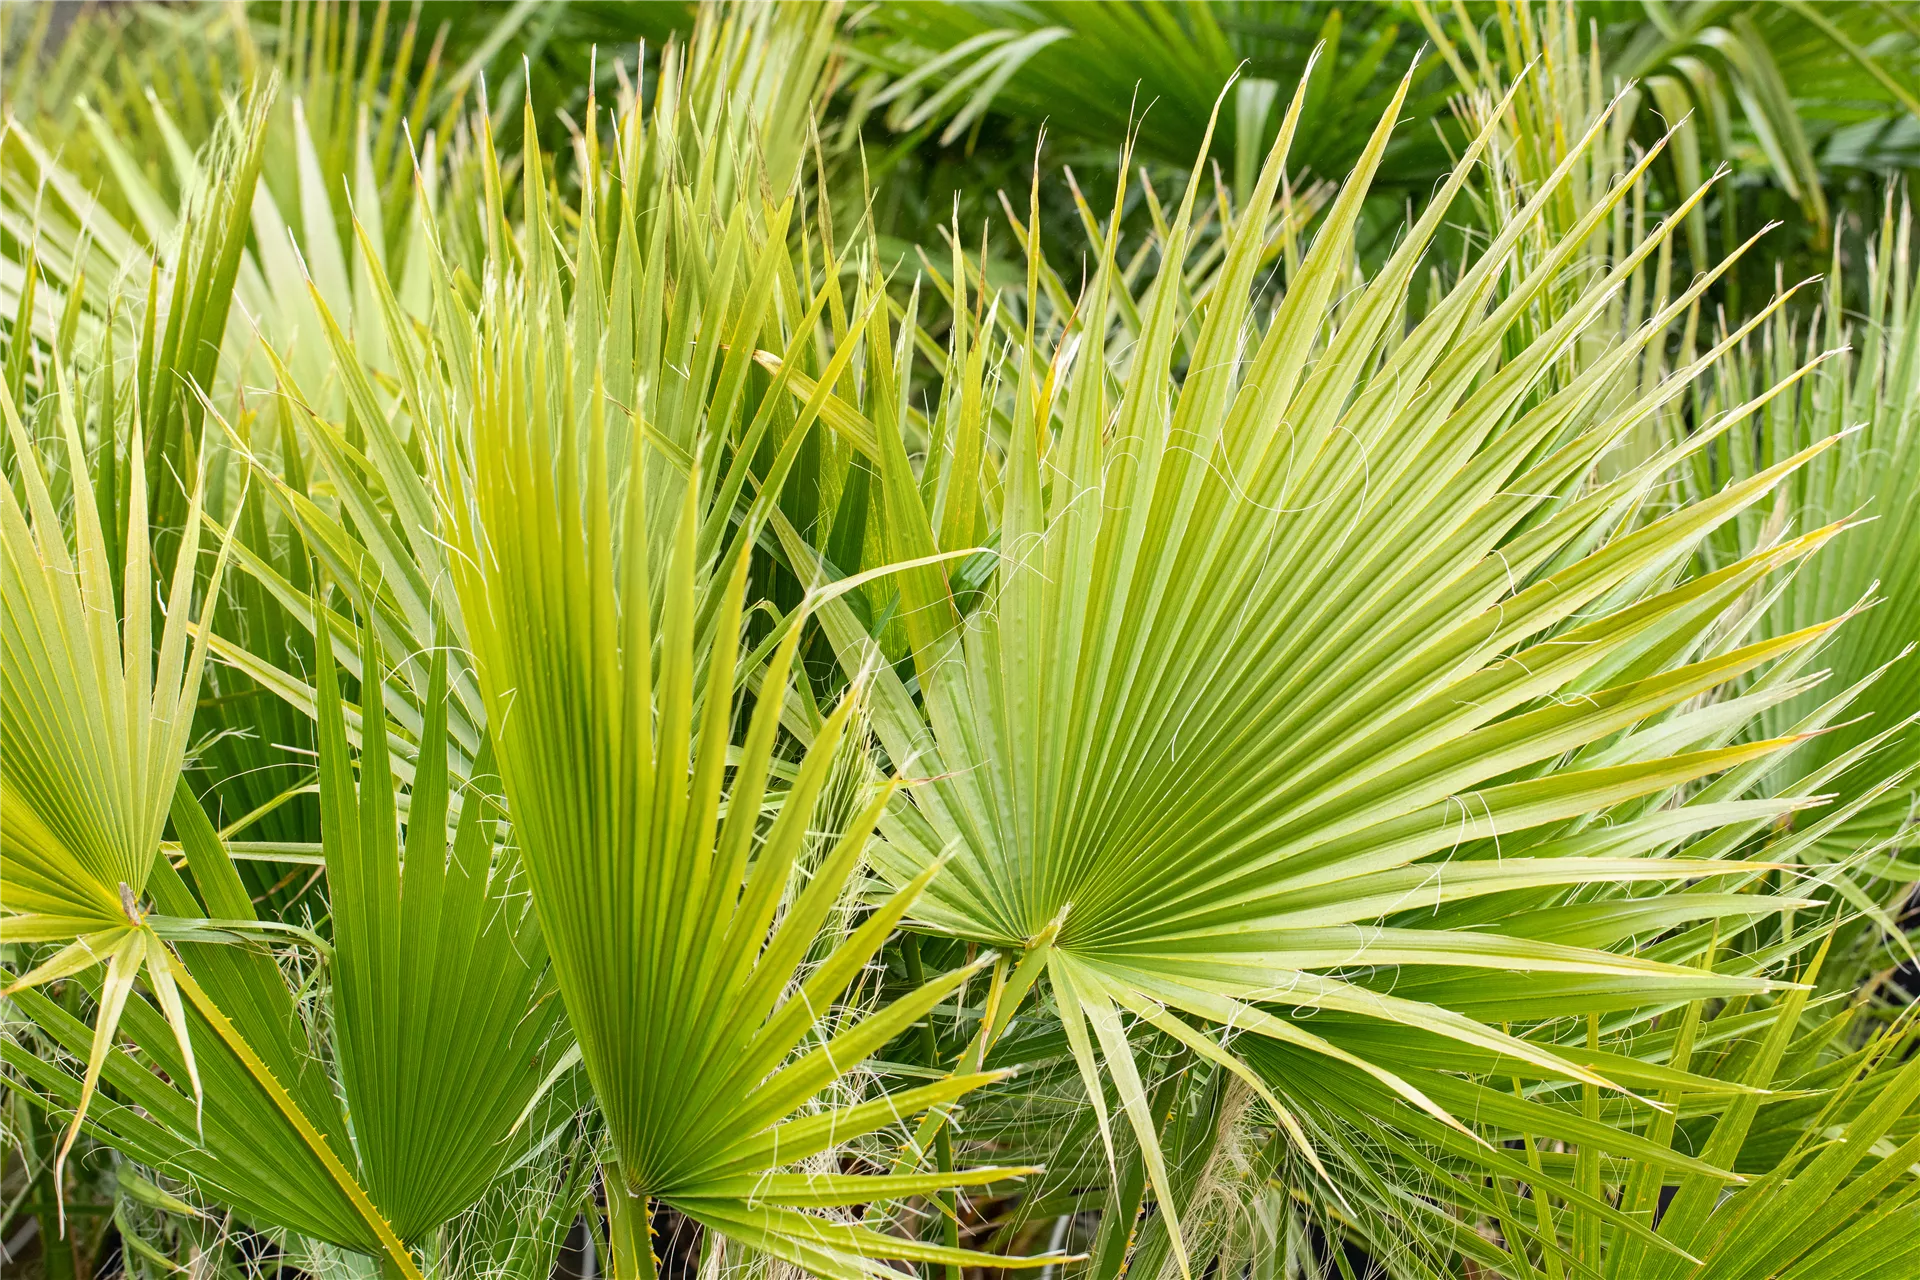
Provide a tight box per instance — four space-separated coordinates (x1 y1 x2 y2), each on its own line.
177 9 1067 1275
1611 984 1920 1280
3 405 570 1274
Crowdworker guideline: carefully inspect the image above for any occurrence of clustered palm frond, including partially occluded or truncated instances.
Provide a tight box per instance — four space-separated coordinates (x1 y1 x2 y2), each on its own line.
2 3 1917 1279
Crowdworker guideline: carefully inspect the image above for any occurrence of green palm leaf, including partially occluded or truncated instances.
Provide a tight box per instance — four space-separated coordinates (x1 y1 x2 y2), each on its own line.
440 285 1044 1278
314 613 564 1242
0 367 234 1188
790 62 1869 1268
4 788 419 1271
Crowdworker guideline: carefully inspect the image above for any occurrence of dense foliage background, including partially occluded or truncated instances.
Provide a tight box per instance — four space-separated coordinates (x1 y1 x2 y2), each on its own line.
3 3 1919 1279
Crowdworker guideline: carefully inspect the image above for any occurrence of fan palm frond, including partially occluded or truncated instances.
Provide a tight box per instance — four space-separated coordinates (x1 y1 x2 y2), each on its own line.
780 62 1878 1269
1 363 233 1195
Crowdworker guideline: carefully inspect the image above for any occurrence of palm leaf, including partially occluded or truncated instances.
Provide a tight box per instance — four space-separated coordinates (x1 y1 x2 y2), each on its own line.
314 611 564 1241
439 266 1047 1280
791 56 1872 1268
0 360 235 1187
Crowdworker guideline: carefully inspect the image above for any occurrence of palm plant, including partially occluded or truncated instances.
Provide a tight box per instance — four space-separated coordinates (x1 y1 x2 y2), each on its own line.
695 42 1916 1272
5 612 571 1276
5 3 1920 1277
6 8 1053 1277
811 73 1860 1265
0 2 457 920
0 87 561 1266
